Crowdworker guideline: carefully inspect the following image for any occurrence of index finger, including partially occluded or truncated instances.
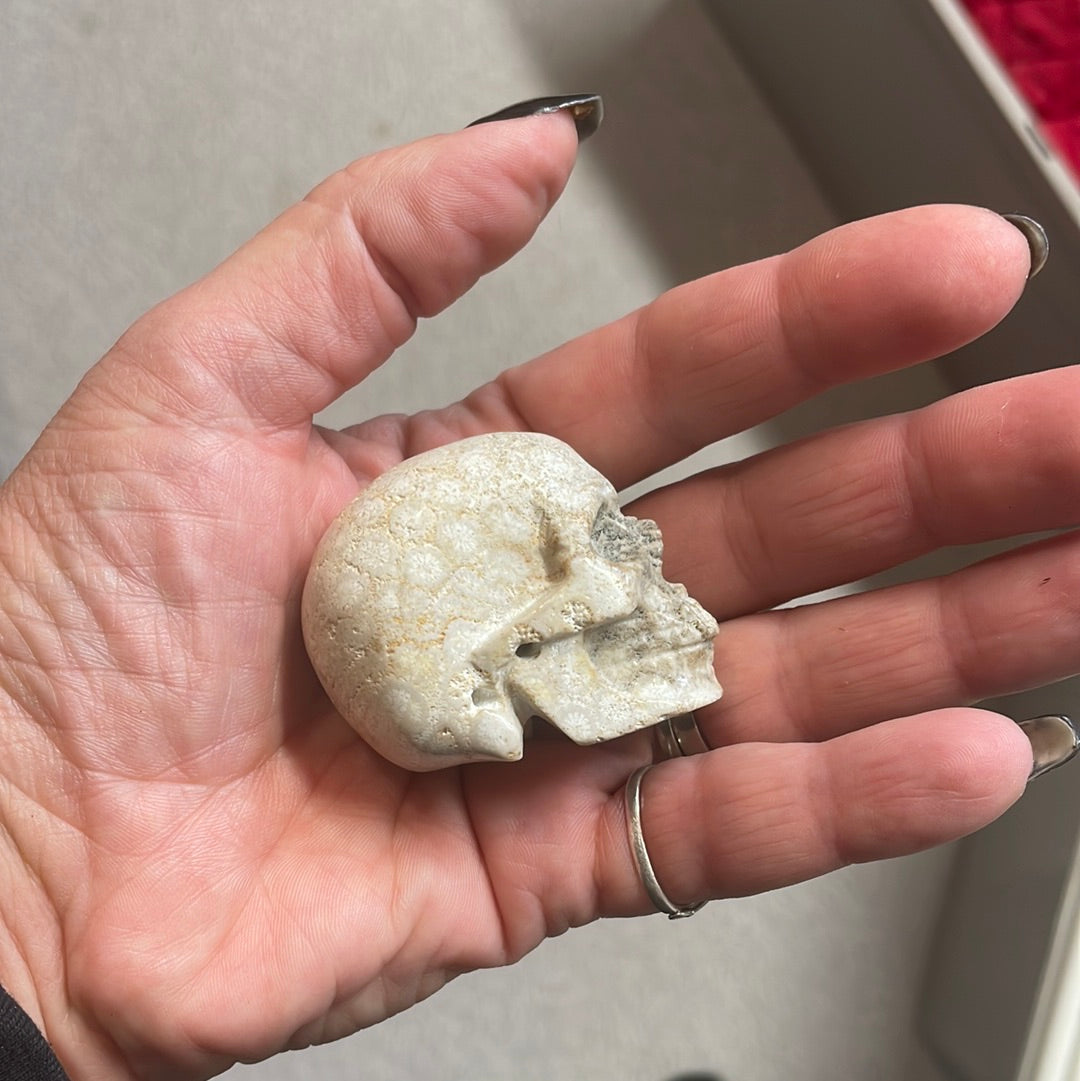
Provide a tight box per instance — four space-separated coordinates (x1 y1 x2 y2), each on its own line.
469 205 1033 488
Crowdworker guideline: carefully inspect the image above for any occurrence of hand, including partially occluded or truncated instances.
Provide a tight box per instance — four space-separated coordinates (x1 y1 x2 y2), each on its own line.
0 102 1068 1080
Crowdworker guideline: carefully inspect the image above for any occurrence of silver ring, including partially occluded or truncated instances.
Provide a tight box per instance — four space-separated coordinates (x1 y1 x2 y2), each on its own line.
624 765 707 920
655 712 710 759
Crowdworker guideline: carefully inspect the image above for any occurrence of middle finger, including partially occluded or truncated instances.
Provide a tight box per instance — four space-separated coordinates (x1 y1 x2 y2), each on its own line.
636 364 1080 618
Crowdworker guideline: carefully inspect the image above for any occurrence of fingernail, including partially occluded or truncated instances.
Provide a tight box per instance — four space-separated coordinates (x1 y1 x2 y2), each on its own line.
1018 715 1079 780
1001 214 1049 279
467 93 604 142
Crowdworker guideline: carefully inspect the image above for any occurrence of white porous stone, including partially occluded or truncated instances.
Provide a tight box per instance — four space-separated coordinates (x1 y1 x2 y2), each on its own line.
302 432 722 771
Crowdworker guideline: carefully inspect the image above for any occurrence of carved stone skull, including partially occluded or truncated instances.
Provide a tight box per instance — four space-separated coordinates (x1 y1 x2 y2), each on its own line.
302 432 722 771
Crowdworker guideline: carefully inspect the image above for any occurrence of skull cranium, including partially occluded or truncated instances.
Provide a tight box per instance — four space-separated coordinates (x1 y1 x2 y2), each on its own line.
302 432 722 771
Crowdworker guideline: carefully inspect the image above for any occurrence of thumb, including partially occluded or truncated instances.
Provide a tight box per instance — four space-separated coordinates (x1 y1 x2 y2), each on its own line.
95 95 598 430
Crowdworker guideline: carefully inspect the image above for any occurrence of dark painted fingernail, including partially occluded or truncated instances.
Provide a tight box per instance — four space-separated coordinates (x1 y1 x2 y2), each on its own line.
467 93 604 142
1002 214 1049 279
1018 715 1079 780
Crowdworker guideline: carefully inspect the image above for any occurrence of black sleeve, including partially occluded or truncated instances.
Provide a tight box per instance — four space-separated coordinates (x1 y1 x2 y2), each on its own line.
0 985 70 1080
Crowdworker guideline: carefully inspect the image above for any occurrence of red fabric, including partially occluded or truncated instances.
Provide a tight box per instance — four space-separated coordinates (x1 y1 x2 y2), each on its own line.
961 1 1080 173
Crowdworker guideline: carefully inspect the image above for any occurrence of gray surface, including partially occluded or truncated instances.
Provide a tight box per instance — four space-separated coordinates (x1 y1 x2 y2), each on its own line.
919 687 1080 1081
708 0 1080 397
1 2 986 1079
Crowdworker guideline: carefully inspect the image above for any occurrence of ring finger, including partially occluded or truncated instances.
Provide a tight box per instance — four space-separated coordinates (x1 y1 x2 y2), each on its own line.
596 707 1031 915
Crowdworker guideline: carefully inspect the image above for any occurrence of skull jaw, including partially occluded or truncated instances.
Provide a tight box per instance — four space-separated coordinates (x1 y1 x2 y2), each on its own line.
508 636 722 745
369 626 723 770
350 699 526 773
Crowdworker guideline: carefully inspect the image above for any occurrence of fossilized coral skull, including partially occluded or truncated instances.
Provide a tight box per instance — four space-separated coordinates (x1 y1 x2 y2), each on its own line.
302 432 721 770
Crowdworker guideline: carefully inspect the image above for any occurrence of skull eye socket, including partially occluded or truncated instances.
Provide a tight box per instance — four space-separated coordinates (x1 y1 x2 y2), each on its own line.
591 504 662 568
515 642 542 659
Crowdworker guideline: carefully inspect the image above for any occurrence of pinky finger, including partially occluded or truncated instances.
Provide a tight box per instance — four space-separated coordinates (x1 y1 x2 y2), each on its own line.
597 709 1033 917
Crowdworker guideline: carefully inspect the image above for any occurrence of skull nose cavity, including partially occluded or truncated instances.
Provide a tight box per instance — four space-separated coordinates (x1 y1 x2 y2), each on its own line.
515 641 542 659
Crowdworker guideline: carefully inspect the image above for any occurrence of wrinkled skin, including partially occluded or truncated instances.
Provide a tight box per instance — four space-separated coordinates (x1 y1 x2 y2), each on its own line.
0 112 1071 1080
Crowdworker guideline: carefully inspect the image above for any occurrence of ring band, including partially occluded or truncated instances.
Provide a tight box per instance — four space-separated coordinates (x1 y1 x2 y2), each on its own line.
624 765 707 920
655 712 710 759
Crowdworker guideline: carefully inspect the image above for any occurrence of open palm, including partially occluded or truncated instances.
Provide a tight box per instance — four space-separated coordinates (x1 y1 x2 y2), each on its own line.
0 110 1068 1081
